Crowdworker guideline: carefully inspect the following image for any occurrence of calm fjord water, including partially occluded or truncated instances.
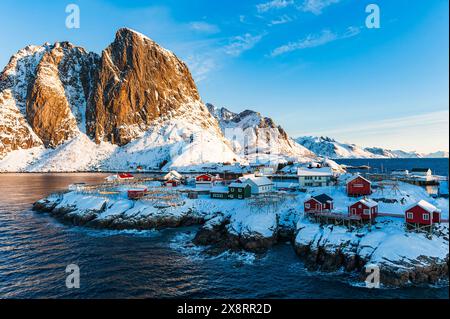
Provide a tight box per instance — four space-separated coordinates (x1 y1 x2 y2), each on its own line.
0 169 448 299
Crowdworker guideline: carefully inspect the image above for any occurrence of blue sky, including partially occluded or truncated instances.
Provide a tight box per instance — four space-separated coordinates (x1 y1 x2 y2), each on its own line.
0 0 448 153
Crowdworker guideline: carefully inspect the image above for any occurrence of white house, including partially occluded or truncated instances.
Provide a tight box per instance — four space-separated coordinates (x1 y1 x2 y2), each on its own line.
297 167 334 187
410 168 434 182
243 176 274 195
164 170 183 181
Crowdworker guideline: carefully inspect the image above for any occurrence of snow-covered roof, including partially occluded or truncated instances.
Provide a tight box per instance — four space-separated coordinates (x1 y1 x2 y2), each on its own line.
346 174 371 184
311 194 333 204
297 167 333 177
210 186 229 193
229 182 248 188
357 198 378 208
245 176 273 186
164 170 183 180
407 200 441 213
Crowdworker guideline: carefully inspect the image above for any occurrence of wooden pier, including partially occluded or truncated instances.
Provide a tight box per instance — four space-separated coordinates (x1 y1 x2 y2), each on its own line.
305 211 364 227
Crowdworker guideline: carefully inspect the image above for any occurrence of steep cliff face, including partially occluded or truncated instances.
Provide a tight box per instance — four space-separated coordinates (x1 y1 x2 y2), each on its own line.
87 28 202 145
26 42 99 147
0 45 45 158
0 42 98 154
207 104 314 163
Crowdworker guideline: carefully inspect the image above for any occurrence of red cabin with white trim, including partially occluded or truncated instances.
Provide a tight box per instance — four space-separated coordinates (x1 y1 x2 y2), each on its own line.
304 194 334 213
405 200 441 225
348 198 378 221
346 175 371 197
118 173 134 180
195 174 215 187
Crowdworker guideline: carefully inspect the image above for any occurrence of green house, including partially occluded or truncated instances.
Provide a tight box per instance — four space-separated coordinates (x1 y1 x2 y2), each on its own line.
228 183 251 199
210 186 233 199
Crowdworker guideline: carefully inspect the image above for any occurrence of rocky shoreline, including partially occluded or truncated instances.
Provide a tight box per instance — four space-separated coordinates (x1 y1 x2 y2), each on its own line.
33 191 449 288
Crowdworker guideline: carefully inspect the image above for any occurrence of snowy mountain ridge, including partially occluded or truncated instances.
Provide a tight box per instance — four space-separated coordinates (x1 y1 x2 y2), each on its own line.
207 104 315 164
296 136 448 159
0 28 239 172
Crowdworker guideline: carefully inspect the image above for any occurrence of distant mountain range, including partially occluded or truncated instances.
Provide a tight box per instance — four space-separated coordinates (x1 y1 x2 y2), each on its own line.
296 136 448 159
0 28 446 172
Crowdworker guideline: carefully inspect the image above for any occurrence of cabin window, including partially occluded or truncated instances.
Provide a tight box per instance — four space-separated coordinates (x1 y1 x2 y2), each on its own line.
353 184 363 188
358 204 362 209
363 209 370 215
407 212 413 219
305 203 310 209
423 213 430 221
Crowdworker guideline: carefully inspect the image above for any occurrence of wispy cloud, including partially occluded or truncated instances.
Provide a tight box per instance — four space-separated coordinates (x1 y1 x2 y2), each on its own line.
185 54 217 82
299 0 340 15
270 26 361 56
256 0 294 13
224 33 266 57
269 14 294 26
188 21 220 34
297 110 450 137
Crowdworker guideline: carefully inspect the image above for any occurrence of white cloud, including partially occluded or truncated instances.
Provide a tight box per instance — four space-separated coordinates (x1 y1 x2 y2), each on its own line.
269 14 294 26
188 21 220 34
185 55 217 82
299 0 340 15
256 0 294 13
224 33 265 57
270 29 337 56
270 26 361 57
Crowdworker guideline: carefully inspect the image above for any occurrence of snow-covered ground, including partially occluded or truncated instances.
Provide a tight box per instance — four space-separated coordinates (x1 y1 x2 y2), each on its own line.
34 177 449 286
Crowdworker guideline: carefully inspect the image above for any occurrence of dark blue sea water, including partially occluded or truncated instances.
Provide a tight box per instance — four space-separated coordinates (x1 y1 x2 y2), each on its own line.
334 158 449 176
0 169 448 299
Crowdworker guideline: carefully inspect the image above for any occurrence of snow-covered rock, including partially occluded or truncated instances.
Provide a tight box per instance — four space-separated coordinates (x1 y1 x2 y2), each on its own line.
207 103 315 164
33 178 449 286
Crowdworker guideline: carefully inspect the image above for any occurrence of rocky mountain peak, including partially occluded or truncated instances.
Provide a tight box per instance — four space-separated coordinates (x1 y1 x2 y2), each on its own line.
86 27 202 145
206 103 314 163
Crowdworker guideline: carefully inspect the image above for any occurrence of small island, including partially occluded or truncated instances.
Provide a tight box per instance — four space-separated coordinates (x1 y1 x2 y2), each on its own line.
33 166 449 288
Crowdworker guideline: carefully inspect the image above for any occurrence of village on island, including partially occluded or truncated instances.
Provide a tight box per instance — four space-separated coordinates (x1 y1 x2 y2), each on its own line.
35 158 449 287
66 160 448 234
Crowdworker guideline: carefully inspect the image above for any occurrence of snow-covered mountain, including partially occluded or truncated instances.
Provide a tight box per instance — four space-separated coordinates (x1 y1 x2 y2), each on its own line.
424 151 449 158
296 136 446 159
296 136 381 159
207 104 315 163
0 28 239 172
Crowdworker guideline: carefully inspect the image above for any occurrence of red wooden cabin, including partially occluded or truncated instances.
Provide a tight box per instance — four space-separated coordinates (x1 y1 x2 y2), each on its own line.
195 174 215 187
348 198 378 221
119 173 134 180
196 174 213 182
346 175 372 197
405 200 441 225
304 194 334 213
165 180 180 187
128 188 147 200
